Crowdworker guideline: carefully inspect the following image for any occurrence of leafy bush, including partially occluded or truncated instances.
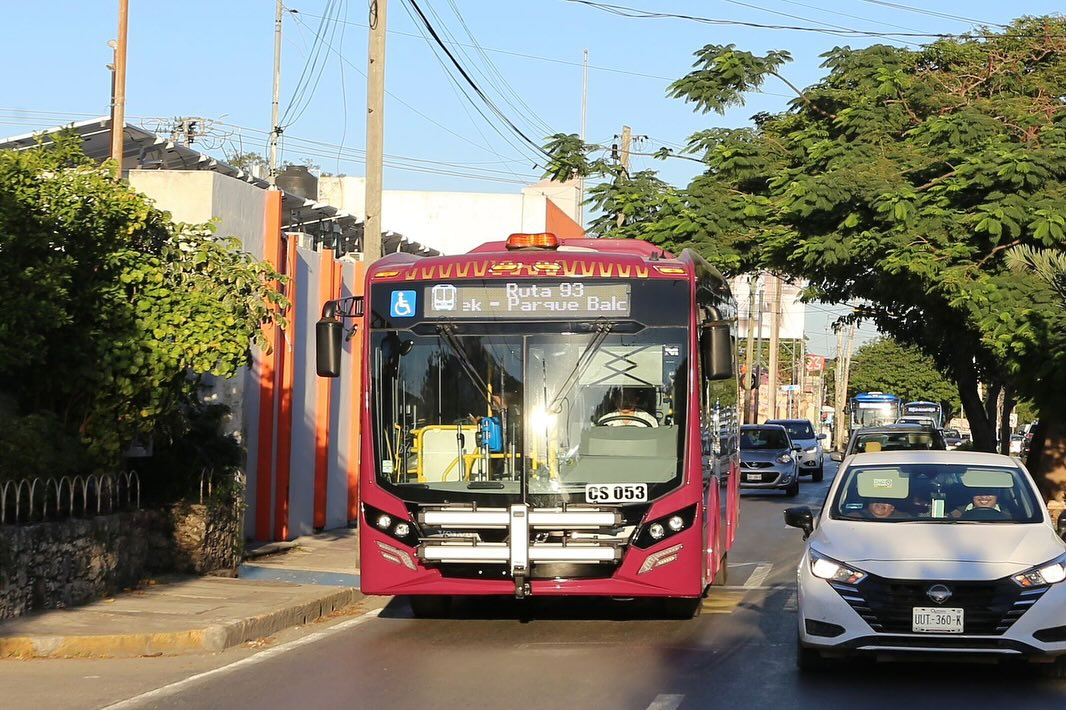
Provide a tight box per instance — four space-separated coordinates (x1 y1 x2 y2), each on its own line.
0 413 90 483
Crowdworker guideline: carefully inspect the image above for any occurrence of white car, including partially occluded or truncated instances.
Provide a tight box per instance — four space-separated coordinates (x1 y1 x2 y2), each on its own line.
785 450 1066 676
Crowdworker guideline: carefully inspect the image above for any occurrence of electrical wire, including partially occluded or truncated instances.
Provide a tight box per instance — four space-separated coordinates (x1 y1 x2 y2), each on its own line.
858 0 1008 28
282 0 344 128
401 0 553 162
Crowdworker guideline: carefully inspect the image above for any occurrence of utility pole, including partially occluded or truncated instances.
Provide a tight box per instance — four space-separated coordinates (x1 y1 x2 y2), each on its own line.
833 321 857 452
767 275 782 420
615 125 632 228
743 277 757 424
364 0 388 262
269 0 283 187
578 49 588 230
753 285 765 422
110 0 129 172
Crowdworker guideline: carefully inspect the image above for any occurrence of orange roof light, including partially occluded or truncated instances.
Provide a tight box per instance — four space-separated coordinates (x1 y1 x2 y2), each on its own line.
506 232 559 250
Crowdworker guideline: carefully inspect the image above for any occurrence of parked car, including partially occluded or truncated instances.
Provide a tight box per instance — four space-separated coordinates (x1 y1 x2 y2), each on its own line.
831 423 947 462
766 418 826 482
1009 434 1025 456
940 428 964 450
739 424 800 497
785 450 1066 675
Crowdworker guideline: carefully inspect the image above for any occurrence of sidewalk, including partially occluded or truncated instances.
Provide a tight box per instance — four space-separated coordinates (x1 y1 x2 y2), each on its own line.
0 527 363 659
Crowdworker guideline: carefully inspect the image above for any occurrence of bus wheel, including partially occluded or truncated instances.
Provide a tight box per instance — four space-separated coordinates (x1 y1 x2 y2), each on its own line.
712 554 728 586
661 597 702 620
409 595 452 618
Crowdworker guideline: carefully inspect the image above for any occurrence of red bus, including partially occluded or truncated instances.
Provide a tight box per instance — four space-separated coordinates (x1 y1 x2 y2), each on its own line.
317 233 741 617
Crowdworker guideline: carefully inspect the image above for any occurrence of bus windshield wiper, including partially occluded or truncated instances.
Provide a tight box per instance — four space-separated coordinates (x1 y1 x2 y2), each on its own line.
436 324 495 411
547 320 612 414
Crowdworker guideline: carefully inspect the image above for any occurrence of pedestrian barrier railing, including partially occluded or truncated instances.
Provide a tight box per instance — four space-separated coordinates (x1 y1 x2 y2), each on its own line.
0 471 141 525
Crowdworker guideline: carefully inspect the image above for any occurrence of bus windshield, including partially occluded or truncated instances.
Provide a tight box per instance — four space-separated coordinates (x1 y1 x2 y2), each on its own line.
368 279 690 501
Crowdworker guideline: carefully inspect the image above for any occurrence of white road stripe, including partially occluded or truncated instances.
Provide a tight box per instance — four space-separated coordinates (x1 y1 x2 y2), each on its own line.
784 591 798 612
101 608 381 710
744 563 773 588
646 693 685 710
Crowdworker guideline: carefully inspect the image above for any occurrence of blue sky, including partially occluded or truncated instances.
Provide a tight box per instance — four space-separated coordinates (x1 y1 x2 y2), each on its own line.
3 0 1063 355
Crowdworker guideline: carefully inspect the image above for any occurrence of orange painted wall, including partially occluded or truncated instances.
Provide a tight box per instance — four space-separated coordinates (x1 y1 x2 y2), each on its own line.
273 236 299 541
254 190 283 541
313 251 339 530
546 199 585 238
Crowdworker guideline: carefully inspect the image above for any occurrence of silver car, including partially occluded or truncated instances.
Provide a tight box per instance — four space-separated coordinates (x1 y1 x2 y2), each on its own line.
766 418 826 482
740 424 800 497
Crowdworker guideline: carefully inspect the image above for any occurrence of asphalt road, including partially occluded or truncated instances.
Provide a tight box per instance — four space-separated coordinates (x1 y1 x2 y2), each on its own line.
5 461 1066 710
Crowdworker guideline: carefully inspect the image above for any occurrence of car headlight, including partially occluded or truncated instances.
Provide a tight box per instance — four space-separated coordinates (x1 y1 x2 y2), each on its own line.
777 454 793 464
1012 552 1066 588
809 549 867 585
804 446 817 453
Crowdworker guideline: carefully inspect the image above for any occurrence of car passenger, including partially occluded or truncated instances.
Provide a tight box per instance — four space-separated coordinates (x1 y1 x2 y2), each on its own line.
862 498 910 520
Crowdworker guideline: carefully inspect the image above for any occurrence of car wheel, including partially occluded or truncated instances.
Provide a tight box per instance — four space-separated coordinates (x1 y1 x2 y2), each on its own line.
785 480 800 497
409 595 452 618
812 464 824 483
797 640 833 672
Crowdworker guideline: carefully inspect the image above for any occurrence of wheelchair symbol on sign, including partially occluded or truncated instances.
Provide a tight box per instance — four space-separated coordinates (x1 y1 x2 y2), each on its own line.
390 290 416 318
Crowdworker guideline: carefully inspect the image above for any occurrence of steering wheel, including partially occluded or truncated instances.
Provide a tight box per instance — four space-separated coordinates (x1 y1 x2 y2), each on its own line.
959 507 1010 521
598 413 656 427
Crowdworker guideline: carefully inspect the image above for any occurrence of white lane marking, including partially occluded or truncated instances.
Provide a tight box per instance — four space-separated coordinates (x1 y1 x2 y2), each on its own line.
101 608 381 710
784 591 798 612
646 694 685 710
744 563 773 588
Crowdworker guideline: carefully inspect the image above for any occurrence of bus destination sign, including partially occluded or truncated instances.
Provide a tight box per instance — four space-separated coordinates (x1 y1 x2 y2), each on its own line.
425 282 631 319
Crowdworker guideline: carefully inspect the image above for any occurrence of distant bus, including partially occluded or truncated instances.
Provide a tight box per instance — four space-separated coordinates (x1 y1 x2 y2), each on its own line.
848 392 902 431
901 400 944 428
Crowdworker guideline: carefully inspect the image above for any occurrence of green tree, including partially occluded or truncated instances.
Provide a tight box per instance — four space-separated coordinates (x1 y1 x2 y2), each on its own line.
0 134 287 473
545 17 1066 495
848 339 961 419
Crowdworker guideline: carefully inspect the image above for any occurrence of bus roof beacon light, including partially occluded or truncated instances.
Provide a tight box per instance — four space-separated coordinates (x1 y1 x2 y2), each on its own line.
506 232 559 250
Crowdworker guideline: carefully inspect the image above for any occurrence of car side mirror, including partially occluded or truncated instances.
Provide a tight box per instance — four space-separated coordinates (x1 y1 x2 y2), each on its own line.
784 506 814 539
830 452 843 462
817 434 827 441
792 445 802 452
1056 514 1066 540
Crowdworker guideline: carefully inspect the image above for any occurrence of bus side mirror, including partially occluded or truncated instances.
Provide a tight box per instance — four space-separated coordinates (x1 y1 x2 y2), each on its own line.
316 319 345 377
701 323 734 381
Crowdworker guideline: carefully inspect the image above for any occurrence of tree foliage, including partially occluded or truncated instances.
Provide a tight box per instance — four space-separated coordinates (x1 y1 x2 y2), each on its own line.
0 134 287 473
848 339 961 418
544 17 1066 467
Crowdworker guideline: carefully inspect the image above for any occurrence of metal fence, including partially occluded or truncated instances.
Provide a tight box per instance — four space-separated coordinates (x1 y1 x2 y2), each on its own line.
0 471 141 525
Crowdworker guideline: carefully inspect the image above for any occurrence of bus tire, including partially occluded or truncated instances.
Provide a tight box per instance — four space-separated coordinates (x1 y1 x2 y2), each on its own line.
712 554 728 586
661 597 702 620
409 595 452 618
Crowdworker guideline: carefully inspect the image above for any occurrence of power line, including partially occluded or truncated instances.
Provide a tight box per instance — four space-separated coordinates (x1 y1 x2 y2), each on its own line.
401 0 552 162
567 1 1033 39
284 8 534 164
858 0 1007 28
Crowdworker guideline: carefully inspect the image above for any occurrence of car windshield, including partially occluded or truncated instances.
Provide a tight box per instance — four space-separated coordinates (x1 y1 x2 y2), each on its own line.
771 421 814 440
849 430 938 454
830 462 1042 523
943 429 960 438
741 428 789 450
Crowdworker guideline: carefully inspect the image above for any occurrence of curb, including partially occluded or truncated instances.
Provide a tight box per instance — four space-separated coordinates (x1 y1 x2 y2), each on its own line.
0 587 362 659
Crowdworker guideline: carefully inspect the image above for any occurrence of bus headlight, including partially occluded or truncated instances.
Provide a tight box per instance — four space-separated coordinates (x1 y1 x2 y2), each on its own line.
649 523 666 540
634 504 698 548
376 514 393 530
667 515 685 532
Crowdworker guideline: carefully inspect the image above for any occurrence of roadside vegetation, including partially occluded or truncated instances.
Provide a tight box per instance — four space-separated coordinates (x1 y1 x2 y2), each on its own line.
0 134 287 497
542 16 1066 500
